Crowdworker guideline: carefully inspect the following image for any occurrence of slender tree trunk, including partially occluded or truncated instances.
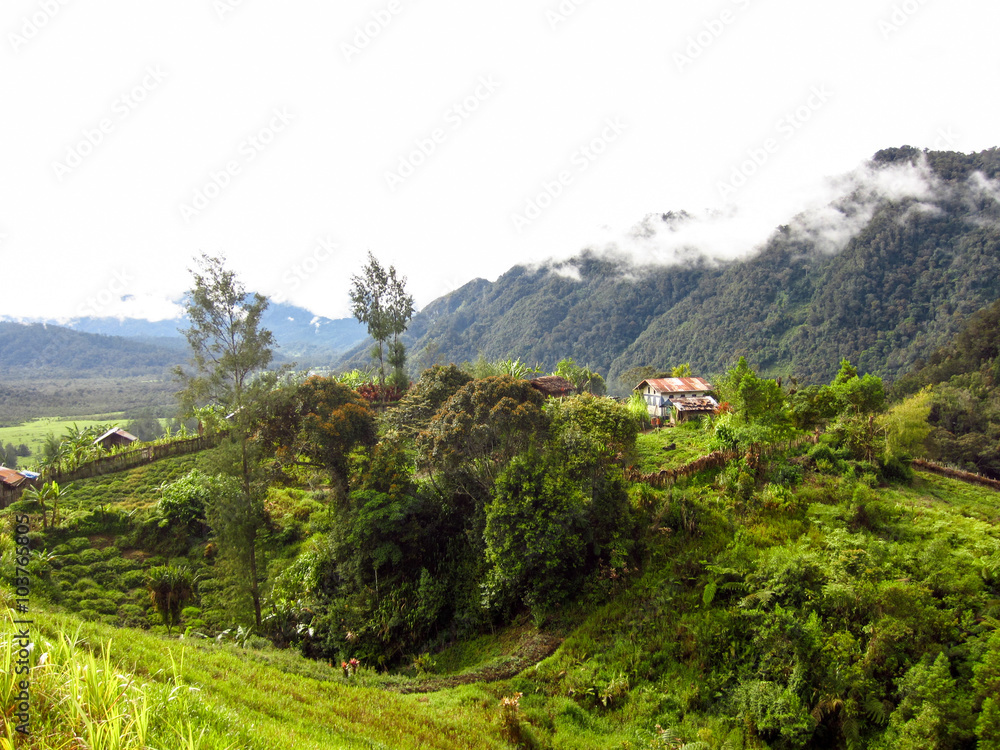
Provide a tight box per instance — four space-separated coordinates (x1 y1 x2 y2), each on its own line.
248 528 262 629
240 436 263 629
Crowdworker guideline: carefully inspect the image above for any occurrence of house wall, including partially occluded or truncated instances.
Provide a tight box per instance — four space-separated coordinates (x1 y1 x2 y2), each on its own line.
637 381 712 422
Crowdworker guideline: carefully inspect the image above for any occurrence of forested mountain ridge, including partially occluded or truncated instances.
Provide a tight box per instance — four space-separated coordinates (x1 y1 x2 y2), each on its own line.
403 252 719 376
341 147 1000 389
0 321 183 376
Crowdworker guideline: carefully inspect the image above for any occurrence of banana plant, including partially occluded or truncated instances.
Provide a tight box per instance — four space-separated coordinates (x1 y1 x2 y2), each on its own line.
20 480 66 529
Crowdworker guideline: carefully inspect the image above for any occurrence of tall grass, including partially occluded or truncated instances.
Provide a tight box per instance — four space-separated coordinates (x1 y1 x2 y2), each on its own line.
0 602 510 749
0 611 229 750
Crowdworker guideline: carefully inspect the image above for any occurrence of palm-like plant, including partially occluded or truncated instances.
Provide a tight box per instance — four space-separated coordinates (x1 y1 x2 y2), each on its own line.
20 480 66 529
146 565 195 635
497 358 541 379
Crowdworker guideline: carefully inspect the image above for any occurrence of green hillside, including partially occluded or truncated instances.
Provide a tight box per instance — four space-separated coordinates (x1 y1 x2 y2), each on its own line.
5 361 1000 748
6 237 1000 748
5 447 1000 748
0 322 183 378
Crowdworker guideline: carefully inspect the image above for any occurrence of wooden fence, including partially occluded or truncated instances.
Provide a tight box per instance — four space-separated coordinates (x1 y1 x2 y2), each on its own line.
627 448 739 488
625 443 1000 493
911 459 1000 491
626 436 814 488
0 433 223 508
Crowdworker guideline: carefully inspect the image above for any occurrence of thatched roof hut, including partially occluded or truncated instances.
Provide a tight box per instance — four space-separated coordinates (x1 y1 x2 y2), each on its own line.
528 375 576 398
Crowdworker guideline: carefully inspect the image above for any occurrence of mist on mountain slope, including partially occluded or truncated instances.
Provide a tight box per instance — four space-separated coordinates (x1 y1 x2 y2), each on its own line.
537 153 951 279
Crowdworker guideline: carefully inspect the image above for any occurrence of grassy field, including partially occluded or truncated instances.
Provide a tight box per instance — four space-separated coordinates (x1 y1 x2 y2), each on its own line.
633 420 714 473
0 415 176 470
0 415 123 464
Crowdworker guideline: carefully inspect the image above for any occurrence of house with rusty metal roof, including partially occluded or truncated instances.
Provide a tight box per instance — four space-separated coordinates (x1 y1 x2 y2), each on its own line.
0 466 32 508
0 466 29 488
634 377 718 425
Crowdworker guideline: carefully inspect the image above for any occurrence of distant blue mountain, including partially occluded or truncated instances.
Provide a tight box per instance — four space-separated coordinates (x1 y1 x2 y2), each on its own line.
1 302 368 367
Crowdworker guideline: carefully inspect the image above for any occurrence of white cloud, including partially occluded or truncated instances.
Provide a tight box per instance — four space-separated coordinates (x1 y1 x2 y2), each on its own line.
549 263 582 281
3 2 1000 321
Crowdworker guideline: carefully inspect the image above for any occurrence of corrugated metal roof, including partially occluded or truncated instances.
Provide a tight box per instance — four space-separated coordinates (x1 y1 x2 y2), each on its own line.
634 377 712 393
0 466 28 487
93 427 139 445
672 396 719 412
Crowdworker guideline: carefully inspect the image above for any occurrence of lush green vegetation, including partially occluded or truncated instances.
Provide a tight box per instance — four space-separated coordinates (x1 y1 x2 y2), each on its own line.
5 393 1000 747
5 245 1000 747
0 605 510 750
634 421 714 474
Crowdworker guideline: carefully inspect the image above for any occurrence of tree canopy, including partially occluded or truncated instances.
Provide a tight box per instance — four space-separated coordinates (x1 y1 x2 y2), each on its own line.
350 252 414 386
175 253 275 415
419 375 548 499
257 376 378 496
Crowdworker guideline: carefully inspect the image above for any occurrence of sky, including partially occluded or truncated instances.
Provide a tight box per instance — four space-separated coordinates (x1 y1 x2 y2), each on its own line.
1 0 998 323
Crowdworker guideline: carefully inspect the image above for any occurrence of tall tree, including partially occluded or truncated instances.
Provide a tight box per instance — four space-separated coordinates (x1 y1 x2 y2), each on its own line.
350 252 414 386
175 253 275 628
350 252 391 383
715 356 786 426
386 264 415 388
419 376 548 500
175 253 275 413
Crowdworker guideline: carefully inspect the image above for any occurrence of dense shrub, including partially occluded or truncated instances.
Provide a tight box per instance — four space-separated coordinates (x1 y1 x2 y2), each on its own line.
157 469 216 532
117 603 149 628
